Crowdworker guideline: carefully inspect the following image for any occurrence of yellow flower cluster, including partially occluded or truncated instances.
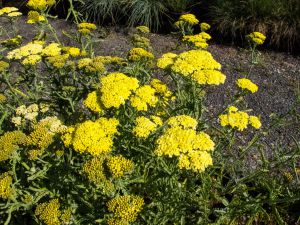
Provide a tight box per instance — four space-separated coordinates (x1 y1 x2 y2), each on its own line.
156 52 177 69
35 199 71 225
0 172 13 199
83 156 114 192
78 22 97 35
0 7 22 17
62 118 119 156
236 78 258 93
130 85 158 111
107 155 134 177
128 48 154 62
77 57 105 73
132 34 150 49
100 73 139 108
107 195 144 223
167 115 198 129
62 46 81 57
46 54 69 68
42 43 61 57
1 35 22 47
155 115 215 172
133 116 162 138
0 131 26 162
219 106 262 131
151 79 173 99
25 117 66 159
200 22 211 32
27 0 56 11
136 26 150 34
177 14 199 26
247 32 266 45
83 91 103 113
0 60 9 72
182 32 211 49
27 10 45 24
12 104 40 125
7 42 43 65
0 93 6 103
158 50 226 85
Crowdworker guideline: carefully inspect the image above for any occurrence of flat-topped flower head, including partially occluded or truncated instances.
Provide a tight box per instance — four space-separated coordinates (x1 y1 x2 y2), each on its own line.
219 107 262 131
27 0 56 11
236 78 258 93
247 32 266 45
178 14 199 25
100 73 139 109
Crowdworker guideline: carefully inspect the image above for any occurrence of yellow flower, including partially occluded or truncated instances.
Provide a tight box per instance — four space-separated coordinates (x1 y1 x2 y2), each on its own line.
167 115 198 130
133 116 161 138
200 22 211 32
168 50 226 85
0 131 26 162
7 12 22 17
42 43 61 57
107 195 144 222
46 54 69 68
191 70 226 85
107 155 134 177
157 52 177 69
182 32 211 49
35 199 61 225
78 22 97 35
83 91 103 113
236 78 258 93
0 7 19 15
247 32 266 45
22 54 42 65
0 172 13 199
249 116 262 129
128 48 154 62
178 14 199 25
27 11 45 24
179 150 213 172
77 57 105 73
100 73 139 109
7 43 43 60
219 107 261 131
0 93 6 103
27 0 56 11
83 156 115 192
151 79 173 98
136 25 150 33
67 47 81 57
155 126 215 157
130 85 158 111
0 60 9 72
78 22 97 30
63 118 119 156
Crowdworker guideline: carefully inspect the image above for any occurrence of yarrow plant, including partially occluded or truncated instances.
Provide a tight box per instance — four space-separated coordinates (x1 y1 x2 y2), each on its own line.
0 6 299 225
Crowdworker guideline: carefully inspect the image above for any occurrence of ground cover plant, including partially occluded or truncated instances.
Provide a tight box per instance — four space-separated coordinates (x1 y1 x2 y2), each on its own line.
0 2 300 225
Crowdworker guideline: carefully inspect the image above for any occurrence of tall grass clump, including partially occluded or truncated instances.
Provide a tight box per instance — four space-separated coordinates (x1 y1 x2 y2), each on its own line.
78 0 196 30
205 0 300 52
0 2 300 225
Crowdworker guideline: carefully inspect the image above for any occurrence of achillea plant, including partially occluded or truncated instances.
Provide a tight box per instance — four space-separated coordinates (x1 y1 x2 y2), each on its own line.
0 6 298 225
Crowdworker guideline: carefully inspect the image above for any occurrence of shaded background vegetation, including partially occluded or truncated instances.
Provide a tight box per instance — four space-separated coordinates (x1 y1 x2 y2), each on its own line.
2 0 299 51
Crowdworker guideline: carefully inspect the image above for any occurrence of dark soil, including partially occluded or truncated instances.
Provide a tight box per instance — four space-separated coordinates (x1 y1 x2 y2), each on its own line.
1 17 300 154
